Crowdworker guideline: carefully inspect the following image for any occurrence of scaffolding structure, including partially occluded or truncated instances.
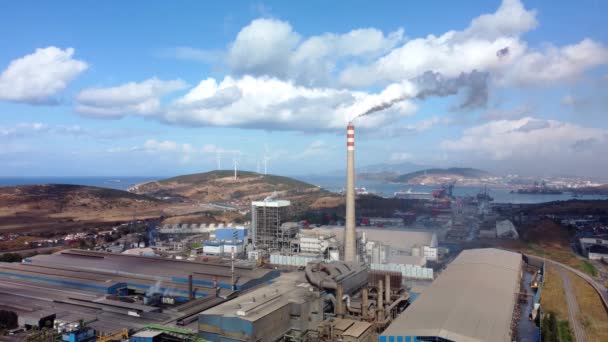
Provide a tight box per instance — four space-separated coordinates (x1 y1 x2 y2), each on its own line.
251 199 295 252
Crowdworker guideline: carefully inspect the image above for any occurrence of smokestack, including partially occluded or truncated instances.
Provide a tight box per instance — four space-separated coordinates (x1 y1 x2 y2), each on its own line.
377 279 384 321
344 123 357 263
362 287 369 320
188 274 194 300
385 273 391 305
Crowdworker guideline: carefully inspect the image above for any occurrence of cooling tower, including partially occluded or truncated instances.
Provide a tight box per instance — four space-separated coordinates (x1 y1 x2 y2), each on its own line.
344 123 357 263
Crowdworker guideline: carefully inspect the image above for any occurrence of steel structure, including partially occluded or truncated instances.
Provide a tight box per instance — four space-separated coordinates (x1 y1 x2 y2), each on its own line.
251 199 293 252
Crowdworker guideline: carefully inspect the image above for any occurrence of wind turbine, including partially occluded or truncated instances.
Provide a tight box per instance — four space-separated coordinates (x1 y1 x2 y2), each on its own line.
233 152 240 180
233 158 238 180
216 150 222 170
256 159 260 174
263 144 270 175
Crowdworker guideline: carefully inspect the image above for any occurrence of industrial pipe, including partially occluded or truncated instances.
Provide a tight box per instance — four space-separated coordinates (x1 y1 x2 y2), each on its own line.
336 284 344 317
362 288 369 320
188 274 194 300
385 273 391 305
377 280 384 321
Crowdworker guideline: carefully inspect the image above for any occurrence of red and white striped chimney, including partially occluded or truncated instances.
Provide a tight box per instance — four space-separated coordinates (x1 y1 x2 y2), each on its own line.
344 123 357 263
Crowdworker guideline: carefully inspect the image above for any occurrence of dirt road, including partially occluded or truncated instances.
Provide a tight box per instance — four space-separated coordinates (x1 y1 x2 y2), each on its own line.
557 267 587 342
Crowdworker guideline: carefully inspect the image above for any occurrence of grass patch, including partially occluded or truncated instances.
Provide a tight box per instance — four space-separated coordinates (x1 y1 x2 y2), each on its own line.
524 244 600 277
567 272 608 341
580 260 598 277
557 320 573 342
540 265 569 320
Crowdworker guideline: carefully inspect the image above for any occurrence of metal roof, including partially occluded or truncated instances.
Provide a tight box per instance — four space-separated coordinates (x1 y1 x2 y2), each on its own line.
318 226 437 251
382 248 522 342
251 200 291 207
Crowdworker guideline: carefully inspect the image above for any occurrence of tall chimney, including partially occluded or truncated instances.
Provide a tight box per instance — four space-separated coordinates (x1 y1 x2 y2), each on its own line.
377 279 384 321
344 123 357 263
361 287 369 320
385 273 391 305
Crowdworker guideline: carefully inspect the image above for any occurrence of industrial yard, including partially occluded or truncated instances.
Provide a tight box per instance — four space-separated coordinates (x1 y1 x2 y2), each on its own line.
0 123 561 342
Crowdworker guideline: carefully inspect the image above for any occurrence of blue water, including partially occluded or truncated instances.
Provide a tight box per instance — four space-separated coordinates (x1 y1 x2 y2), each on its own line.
298 176 608 204
0 177 160 191
2 175 606 204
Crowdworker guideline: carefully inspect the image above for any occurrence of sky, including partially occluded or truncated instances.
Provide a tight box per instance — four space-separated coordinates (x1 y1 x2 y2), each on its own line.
0 0 607 178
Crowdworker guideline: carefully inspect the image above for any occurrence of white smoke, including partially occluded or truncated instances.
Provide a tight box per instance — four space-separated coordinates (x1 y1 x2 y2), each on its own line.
147 279 162 295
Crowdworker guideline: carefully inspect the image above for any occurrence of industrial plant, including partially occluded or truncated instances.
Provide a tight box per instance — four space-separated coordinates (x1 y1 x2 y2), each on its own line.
0 123 542 342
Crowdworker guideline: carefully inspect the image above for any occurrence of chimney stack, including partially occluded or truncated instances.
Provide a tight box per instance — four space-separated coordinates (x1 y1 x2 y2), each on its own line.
344 123 357 264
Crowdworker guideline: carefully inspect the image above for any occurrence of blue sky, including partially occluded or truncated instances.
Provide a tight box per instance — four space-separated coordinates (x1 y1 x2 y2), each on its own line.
0 0 607 178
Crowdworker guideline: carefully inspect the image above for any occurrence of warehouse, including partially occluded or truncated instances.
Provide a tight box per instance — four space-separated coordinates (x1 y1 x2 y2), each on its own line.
319 227 439 261
381 248 522 342
199 273 324 342
24 249 279 291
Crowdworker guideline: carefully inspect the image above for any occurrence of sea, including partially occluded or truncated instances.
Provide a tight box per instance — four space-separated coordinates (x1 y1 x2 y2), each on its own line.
298 176 608 204
0 176 158 191
1 175 607 204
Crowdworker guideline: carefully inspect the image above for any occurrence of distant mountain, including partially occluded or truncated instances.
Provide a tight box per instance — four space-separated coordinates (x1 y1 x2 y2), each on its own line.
392 167 492 185
299 161 435 180
130 170 337 209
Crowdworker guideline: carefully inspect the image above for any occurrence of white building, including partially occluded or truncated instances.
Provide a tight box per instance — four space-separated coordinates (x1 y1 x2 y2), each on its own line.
318 226 439 261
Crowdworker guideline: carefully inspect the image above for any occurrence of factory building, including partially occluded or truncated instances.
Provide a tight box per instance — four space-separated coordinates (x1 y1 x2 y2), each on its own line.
251 199 295 252
200 258 409 342
319 227 439 262
579 237 608 260
199 273 324 342
381 248 522 342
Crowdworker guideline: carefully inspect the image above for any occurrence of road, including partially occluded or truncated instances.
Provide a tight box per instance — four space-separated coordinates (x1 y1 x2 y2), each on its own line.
557 267 587 342
0 246 59 256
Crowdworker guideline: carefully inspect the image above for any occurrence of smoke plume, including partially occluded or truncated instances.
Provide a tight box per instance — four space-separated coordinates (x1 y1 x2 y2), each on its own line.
351 70 489 121
415 70 489 110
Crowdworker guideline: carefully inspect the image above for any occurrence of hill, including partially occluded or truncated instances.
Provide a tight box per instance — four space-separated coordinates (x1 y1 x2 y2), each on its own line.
130 170 338 211
0 184 166 232
392 167 491 185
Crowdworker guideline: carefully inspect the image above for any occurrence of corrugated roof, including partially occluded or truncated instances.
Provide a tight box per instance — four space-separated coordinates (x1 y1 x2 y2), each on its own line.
318 226 436 251
382 248 521 342
343 321 372 337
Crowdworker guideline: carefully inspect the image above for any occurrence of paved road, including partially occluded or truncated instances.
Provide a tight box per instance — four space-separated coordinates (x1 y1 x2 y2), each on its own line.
557 267 587 342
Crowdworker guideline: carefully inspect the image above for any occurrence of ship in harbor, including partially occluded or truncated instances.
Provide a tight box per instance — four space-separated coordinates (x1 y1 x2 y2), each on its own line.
512 181 563 195
394 188 434 200
394 182 455 200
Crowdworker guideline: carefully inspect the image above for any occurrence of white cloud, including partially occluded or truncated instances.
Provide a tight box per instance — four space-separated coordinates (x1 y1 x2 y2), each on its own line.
440 117 607 160
75 78 187 118
339 0 607 87
159 47 223 63
0 47 88 104
292 140 331 160
561 94 576 106
479 104 533 121
226 18 404 86
390 152 413 162
504 39 608 85
166 75 418 131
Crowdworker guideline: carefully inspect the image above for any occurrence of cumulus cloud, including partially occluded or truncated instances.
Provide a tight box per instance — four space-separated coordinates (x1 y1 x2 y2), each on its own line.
75 78 187 118
0 47 88 104
225 18 404 86
339 0 607 87
166 75 417 131
389 152 413 162
440 117 607 160
158 47 223 63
